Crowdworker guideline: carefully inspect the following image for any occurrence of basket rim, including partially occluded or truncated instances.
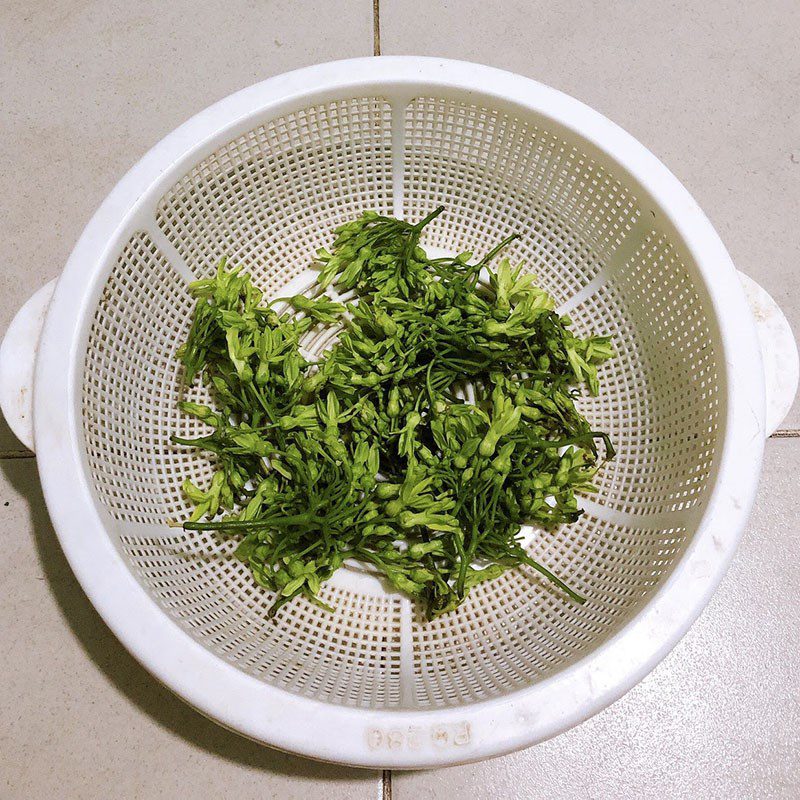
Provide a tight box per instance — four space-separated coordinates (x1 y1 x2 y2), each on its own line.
33 56 765 768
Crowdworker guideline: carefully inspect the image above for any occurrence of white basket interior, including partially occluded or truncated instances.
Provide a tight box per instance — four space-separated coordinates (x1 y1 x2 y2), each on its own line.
80 93 722 710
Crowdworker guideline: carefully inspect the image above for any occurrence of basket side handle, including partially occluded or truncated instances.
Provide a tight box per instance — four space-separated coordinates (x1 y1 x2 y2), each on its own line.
0 280 57 453
738 272 799 437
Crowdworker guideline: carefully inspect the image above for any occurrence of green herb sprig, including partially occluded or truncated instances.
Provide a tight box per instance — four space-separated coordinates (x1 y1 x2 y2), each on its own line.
174 209 614 619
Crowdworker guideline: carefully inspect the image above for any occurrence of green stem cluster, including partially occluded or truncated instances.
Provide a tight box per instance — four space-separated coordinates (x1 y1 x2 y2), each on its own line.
174 209 614 619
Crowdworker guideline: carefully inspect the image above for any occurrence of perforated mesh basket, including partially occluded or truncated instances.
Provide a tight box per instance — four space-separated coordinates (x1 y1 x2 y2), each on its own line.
4 58 796 768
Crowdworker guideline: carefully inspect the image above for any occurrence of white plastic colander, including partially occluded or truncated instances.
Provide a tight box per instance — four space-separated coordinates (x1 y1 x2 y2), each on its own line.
1 57 797 769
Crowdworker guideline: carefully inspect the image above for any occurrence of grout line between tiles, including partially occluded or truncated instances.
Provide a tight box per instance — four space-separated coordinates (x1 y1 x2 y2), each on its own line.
382 769 392 800
770 429 800 438
0 450 35 459
372 0 381 56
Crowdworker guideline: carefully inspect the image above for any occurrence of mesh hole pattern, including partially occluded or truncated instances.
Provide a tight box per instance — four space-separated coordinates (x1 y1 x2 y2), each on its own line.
121 531 403 708
403 97 640 306
82 233 216 525
156 96 394 290
570 232 721 515
411 514 687 706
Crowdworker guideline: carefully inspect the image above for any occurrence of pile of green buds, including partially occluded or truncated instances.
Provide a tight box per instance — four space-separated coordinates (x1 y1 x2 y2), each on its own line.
174 208 614 619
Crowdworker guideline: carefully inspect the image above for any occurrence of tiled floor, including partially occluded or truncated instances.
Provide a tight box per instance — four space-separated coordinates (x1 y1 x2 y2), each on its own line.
383 0 800 430
0 459 378 800
392 439 800 799
1 2 798 798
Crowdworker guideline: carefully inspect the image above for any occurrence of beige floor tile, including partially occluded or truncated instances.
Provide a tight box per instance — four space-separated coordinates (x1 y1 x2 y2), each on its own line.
391 437 800 798
0 0 374 451
1 0 375 772
382 0 800 428
0 458 381 799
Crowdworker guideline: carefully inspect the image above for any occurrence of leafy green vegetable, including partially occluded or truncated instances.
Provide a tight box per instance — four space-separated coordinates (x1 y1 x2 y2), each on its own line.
173 208 614 619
